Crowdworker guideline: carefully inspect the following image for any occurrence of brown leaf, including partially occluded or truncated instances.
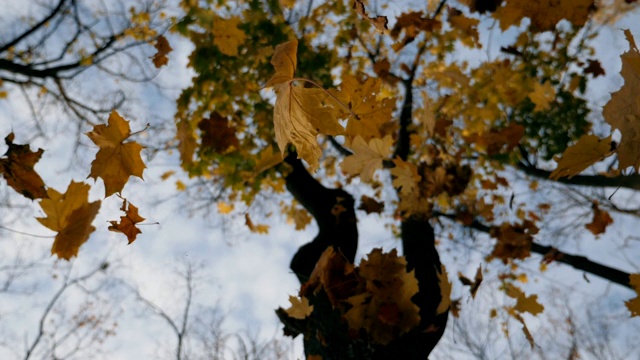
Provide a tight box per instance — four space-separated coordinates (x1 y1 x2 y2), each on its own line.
585 201 613 236
353 0 388 31
490 221 539 262
458 265 483 298
492 0 595 32
0 133 48 199
151 35 172 68
87 111 146 197
344 248 421 345
390 12 440 51
198 112 239 153
584 59 605 77
358 195 384 214
626 274 640 317
108 199 146 244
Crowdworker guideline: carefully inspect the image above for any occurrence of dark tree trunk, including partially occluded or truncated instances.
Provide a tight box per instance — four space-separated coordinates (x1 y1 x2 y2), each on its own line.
280 152 448 359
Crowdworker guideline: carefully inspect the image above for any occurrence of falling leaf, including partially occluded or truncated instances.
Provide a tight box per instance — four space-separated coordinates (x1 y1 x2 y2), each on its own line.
302 247 361 307
358 195 385 214
267 40 344 171
603 30 640 171
176 119 197 166
212 16 246 56
217 202 234 214
108 199 146 244
505 284 544 315
245 213 270 234
390 158 421 195
458 265 483 298
285 295 314 319
463 124 524 156
0 133 48 199
549 134 614 180
37 181 101 260
490 221 539 262
343 248 421 345
585 201 613 235
492 0 595 32
151 35 172 68
198 112 239 153
436 264 452 314
332 74 395 141
390 12 441 51
353 0 388 31
86 111 146 197
341 136 393 182
626 274 640 317
584 59 605 77
528 80 556 112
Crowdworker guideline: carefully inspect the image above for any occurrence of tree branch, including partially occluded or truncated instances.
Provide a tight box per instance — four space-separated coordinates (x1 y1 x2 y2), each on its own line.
435 212 634 290
0 0 68 53
516 162 640 190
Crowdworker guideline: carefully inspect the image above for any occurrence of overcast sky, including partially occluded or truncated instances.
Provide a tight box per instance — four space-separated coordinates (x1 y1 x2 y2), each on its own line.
1 1 640 359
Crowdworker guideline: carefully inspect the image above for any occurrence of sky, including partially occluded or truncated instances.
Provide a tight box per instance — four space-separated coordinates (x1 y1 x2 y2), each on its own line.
1 1 640 359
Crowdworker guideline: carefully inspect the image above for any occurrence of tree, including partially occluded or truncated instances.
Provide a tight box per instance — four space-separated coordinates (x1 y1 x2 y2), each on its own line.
2 0 640 358
169 0 640 358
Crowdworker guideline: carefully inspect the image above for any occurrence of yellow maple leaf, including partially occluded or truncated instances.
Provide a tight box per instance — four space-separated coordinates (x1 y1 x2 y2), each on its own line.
267 40 344 171
37 181 101 260
212 16 246 57
603 30 640 171
390 158 421 195
549 134 614 180
626 274 640 317
332 74 395 141
108 199 146 244
0 133 48 200
284 295 314 319
217 202 234 214
528 80 556 112
341 136 393 182
87 111 146 197
505 284 544 315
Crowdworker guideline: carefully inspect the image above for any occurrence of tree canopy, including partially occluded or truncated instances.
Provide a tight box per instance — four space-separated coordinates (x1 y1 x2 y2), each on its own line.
2 0 640 358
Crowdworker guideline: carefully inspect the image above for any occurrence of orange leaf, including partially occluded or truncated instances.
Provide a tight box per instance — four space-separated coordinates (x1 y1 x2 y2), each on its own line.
87 111 146 197
585 201 613 236
37 181 101 260
151 35 172 68
0 133 48 199
108 199 146 244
